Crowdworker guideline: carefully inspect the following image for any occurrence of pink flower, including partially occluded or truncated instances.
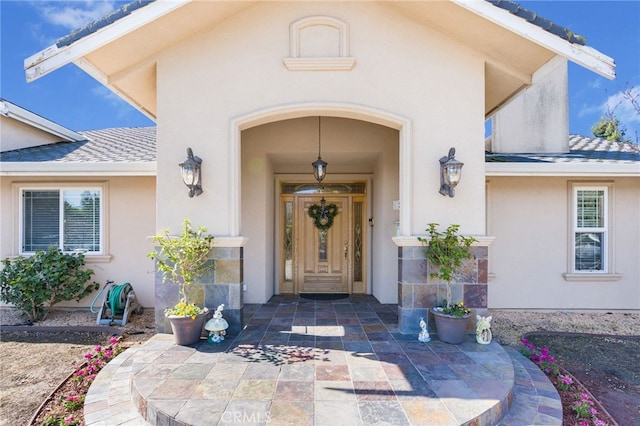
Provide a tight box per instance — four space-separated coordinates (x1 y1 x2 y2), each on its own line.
94 345 102 353
109 336 119 345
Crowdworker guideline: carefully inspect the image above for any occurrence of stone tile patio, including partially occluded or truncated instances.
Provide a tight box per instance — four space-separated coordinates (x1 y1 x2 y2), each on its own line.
84 295 561 425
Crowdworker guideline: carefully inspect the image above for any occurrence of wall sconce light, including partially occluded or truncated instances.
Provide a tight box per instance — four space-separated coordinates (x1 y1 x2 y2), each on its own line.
439 147 463 197
179 147 203 197
312 116 327 183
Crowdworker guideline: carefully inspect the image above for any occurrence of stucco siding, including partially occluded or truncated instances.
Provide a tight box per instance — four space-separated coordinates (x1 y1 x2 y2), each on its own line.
1 116 66 152
487 176 640 310
0 176 157 308
154 1 485 235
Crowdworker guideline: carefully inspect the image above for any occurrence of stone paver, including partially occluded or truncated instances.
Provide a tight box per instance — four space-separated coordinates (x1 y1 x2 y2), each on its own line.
85 295 561 425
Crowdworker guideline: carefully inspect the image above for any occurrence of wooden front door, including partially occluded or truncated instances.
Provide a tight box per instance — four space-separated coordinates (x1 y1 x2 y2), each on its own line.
297 196 349 293
279 189 366 295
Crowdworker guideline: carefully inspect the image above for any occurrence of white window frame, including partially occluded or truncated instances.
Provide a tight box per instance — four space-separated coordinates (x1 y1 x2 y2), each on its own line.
16 182 110 261
565 182 620 281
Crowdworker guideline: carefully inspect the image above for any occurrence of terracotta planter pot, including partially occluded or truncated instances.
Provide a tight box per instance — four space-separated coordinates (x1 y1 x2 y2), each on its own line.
432 309 471 345
167 309 208 345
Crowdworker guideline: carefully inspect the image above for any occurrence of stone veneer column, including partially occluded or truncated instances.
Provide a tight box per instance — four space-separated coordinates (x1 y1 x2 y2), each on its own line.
393 236 493 335
154 237 247 337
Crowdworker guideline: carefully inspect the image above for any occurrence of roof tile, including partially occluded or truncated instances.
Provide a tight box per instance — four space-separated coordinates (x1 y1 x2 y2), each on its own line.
0 127 155 163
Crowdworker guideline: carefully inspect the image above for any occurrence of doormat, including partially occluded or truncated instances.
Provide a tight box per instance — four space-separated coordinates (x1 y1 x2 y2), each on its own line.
300 293 349 301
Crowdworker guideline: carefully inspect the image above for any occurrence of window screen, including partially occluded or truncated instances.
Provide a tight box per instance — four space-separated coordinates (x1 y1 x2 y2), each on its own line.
22 189 101 253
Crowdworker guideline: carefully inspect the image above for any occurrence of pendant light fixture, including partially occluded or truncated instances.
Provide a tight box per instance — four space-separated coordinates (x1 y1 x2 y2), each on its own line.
312 116 327 183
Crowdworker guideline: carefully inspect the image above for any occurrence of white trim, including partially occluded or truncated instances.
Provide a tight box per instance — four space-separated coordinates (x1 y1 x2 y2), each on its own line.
230 102 412 237
283 58 355 71
0 162 156 176
393 235 495 247
289 16 351 58
284 15 355 71
486 163 640 177
563 273 622 282
452 0 615 80
24 0 190 82
0 100 85 142
571 184 610 274
212 237 249 248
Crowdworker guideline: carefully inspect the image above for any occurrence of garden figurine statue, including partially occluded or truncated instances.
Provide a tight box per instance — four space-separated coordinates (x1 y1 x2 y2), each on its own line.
205 304 229 343
418 317 431 343
476 315 492 344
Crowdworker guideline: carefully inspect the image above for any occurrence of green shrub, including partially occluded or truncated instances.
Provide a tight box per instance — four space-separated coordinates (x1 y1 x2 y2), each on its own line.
0 247 98 322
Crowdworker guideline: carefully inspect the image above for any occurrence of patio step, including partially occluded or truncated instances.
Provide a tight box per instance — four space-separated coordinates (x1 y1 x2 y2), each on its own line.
84 336 561 425
498 346 562 425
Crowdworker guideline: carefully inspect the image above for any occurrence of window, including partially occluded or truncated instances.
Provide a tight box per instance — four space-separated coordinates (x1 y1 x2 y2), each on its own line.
21 188 102 254
573 186 607 273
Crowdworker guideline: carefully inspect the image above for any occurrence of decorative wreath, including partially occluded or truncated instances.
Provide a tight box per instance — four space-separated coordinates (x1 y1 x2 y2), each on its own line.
308 203 339 231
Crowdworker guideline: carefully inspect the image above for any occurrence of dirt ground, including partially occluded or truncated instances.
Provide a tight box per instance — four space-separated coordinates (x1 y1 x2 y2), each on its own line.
526 332 640 426
1 308 639 425
0 307 156 426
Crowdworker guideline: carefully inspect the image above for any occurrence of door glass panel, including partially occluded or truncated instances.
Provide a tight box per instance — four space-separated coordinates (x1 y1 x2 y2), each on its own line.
284 201 293 281
318 230 328 262
354 201 363 281
282 182 366 194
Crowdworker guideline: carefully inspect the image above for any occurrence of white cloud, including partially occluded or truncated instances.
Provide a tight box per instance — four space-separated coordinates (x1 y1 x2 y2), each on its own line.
91 85 135 121
605 87 640 125
587 78 602 90
577 102 601 119
36 1 118 31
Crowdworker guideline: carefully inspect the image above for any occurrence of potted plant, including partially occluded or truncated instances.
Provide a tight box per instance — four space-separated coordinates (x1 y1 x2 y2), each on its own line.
148 219 214 345
418 223 476 344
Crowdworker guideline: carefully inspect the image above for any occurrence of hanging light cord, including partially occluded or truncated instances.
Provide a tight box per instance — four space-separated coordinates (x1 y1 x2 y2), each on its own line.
318 116 322 157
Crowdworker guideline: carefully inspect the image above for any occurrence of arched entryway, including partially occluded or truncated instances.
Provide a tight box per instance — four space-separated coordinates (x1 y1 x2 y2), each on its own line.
235 105 407 305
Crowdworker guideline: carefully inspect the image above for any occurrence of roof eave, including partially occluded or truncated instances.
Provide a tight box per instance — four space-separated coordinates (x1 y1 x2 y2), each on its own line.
0 162 157 176
24 0 190 83
0 100 85 142
452 0 616 80
485 163 640 177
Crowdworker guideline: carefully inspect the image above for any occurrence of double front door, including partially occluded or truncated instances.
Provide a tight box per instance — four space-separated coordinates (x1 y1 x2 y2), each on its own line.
280 191 366 294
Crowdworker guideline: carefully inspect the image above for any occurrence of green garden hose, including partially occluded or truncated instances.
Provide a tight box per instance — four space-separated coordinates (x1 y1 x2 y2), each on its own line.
90 281 131 315
108 283 131 315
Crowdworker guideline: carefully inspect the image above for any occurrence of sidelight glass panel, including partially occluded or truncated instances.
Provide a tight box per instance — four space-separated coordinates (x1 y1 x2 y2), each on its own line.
354 202 363 281
284 202 293 281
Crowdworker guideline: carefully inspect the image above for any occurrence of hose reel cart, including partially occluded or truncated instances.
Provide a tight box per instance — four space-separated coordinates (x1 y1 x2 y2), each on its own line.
94 281 143 326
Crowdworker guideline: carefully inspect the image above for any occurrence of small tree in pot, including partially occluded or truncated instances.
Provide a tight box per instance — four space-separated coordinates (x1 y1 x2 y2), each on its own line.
148 219 214 344
418 223 477 344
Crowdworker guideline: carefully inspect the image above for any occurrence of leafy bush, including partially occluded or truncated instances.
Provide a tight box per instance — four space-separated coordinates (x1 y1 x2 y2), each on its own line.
0 247 98 322
418 223 476 310
148 219 214 317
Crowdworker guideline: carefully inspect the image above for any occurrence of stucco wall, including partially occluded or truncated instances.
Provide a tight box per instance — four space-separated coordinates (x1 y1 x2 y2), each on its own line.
487 176 640 310
152 1 486 304
0 176 157 308
0 116 65 152
154 1 485 231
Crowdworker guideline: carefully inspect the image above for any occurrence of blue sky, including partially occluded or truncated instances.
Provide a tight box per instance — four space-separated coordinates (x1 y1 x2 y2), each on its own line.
1 1 639 140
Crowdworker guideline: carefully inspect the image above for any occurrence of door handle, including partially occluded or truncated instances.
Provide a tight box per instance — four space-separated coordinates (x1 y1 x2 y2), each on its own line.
344 241 348 259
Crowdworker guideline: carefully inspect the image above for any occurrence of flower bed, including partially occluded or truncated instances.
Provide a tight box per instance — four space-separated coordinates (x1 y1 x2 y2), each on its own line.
520 338 616 426
32 336 123 426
